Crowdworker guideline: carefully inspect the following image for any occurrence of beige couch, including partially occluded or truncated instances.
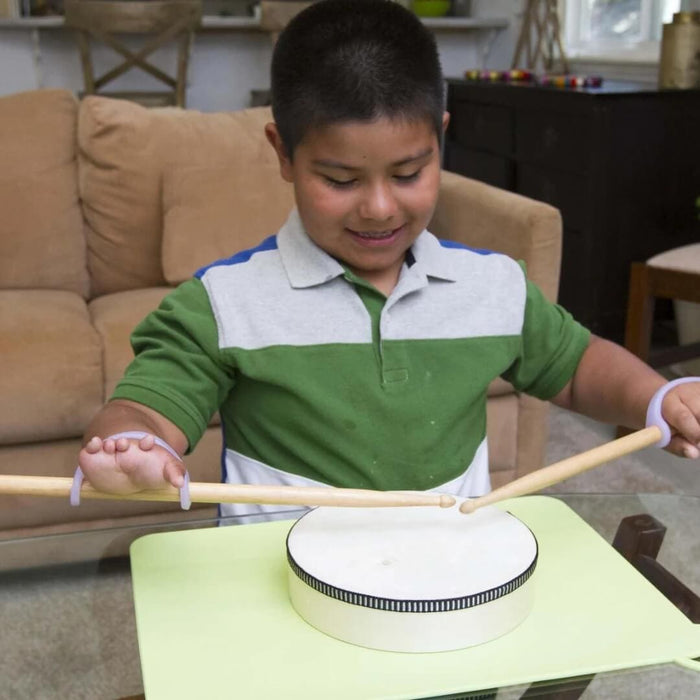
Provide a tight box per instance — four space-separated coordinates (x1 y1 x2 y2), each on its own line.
0 89 562 564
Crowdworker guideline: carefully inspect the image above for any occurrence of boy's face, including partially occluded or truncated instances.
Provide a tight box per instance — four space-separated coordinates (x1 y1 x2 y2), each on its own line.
266 114 449 295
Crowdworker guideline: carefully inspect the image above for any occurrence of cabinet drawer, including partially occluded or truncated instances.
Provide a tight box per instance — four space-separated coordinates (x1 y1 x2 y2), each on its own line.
516 110 593 173
446 142 513 190
516 164 591 233
449 101 513 156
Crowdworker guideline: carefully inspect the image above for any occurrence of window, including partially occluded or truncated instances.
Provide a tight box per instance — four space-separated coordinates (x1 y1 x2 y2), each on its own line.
564 0 681 61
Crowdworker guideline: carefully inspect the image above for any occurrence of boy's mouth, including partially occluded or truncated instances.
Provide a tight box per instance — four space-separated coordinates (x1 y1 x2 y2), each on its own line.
347 226 403 245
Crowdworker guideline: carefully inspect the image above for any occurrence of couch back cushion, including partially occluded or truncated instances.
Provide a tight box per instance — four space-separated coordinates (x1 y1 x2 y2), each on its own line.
78 98 294 295
162 165 295 283
0 90 89 297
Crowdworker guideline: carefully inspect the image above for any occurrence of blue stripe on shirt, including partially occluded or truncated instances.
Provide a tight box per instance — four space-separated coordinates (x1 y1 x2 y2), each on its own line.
195 235 279 279
438 238 493 256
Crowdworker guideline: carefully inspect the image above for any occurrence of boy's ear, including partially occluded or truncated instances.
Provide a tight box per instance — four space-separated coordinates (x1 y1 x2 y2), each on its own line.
264 123 294 183
442 111 450 133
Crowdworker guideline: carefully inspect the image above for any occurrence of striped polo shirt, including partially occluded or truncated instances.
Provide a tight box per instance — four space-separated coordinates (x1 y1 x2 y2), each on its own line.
113 209 589 517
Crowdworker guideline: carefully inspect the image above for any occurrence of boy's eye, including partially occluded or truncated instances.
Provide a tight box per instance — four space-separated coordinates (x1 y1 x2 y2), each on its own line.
394 171 421 183
322 170 421 188
324 176 356 189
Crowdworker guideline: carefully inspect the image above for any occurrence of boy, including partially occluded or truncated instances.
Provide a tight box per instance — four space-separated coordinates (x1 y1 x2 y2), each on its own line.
78 0 699 517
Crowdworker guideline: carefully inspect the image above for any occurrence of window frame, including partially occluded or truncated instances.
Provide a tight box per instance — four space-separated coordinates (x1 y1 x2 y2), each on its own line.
562 0 681 64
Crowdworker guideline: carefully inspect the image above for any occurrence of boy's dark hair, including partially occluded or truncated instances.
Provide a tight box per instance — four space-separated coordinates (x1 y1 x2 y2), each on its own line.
271 0 445 158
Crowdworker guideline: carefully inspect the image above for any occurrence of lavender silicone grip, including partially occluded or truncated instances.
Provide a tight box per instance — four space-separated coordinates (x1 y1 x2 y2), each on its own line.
645 377 700 448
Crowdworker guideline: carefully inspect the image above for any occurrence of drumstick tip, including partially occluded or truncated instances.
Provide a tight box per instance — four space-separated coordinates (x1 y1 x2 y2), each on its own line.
439 494 457 508
459 499 477 514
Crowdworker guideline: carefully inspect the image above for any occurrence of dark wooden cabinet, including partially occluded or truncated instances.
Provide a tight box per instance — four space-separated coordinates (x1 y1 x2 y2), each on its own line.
445 79 700 342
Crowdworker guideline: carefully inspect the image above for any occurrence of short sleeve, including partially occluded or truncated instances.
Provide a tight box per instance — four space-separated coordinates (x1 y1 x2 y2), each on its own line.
502 271 590 400
111 277 234 451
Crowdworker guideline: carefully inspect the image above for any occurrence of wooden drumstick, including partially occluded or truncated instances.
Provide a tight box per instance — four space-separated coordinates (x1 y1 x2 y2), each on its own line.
0 475 456 509
460 425 663 514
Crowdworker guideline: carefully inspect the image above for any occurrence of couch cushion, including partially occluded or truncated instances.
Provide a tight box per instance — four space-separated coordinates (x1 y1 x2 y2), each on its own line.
162 166 294 284
647 242 700 272
0 290 103 444
89 288 221 429
78 97 291 296
0 90 89 297
89 288 172 398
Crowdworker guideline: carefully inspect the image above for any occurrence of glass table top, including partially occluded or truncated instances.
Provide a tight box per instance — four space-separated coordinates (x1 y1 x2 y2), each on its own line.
0 493 697 699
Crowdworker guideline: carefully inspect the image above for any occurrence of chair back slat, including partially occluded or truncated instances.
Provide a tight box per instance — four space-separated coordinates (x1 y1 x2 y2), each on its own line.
63 0 202 107
65 1 201 35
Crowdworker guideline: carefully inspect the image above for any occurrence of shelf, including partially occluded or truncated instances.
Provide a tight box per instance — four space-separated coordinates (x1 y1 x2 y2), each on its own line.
0 15 508 32
0 17 63 28
420 17 508 31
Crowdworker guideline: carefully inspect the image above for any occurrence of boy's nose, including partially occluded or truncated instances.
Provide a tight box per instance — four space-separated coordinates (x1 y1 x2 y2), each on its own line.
358 182 398 221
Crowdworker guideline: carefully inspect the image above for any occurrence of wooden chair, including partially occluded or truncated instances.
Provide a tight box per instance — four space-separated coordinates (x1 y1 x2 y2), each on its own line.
623 244 700 370
259 1 315 45
618 244 700 435
64 0 202 108
250 1 315 107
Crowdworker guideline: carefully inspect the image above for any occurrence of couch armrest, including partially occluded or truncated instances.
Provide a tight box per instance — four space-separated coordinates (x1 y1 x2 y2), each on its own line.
430 170 562 303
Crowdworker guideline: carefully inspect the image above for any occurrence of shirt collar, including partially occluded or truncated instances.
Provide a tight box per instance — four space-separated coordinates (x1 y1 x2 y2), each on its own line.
277 208 459 289
409 230 460 282
277 209 346 289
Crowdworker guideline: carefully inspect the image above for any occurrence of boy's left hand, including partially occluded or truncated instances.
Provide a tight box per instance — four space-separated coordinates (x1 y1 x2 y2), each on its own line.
659 380 700 459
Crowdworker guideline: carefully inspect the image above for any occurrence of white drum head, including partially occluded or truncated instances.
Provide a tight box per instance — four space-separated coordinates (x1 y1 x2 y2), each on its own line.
286 503 538 653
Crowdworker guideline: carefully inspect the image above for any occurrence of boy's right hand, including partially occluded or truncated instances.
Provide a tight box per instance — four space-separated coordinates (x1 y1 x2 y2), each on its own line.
78 434 186 494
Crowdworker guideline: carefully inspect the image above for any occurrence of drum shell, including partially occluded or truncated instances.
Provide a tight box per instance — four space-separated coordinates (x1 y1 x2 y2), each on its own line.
288 566 536 653
286 504 538 653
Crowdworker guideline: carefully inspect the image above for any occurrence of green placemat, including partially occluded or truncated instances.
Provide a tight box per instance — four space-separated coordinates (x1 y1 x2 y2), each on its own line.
130 496 700 699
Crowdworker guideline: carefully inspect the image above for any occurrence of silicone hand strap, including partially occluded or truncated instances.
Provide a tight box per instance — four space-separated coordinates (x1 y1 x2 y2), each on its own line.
71 431 191 510
69 466 84 507
645 376 700 448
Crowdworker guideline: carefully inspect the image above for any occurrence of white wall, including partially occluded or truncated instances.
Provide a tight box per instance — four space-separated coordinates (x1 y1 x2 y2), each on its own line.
186 32 273 112
470 0 525 70
0 31 38 96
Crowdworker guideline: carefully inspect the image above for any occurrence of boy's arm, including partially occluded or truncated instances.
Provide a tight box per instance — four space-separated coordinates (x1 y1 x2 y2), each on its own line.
551 335 700 459
78 277 233 494
78 399 189 493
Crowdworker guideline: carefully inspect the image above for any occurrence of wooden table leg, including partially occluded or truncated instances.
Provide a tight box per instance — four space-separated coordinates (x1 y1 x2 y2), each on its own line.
612 513 700 622
519 674 594 698
517 511 699 699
